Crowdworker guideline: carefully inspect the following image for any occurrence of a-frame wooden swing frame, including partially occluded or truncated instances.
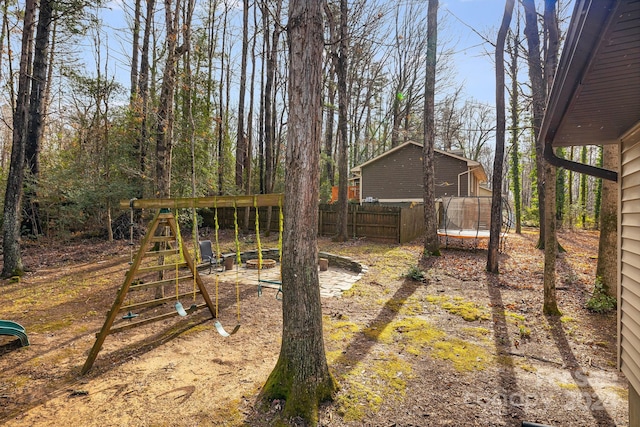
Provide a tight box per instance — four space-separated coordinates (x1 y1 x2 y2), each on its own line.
81 194 284 375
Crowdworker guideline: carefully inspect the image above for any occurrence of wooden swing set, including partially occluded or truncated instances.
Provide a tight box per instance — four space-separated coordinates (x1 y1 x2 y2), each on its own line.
81 193 284 375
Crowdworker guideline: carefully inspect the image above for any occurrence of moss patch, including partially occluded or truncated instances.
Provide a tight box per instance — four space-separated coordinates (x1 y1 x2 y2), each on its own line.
519 363 537 373
505 311 526 323
431 338 491 372
380 295 423 315
335 353 413 422
606 386 628 400
327 320 361 342
557 382 579 391
325 349 346 365
426 295 490 322
30 316 75 333
462 327 491 339
363 317 445 349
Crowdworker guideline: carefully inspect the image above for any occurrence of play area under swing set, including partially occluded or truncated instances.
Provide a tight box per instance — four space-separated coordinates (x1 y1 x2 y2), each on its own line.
81 193 284 375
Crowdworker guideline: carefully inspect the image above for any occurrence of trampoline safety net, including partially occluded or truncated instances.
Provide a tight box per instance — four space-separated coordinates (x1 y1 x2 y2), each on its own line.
437 196 512 249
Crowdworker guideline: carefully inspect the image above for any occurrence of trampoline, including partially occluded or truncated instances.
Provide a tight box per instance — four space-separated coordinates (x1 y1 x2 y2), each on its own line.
437 196 512 250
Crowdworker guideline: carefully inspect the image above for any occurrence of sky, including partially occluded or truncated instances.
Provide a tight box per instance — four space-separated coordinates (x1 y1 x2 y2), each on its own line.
441 0 509 105
98 0 573 109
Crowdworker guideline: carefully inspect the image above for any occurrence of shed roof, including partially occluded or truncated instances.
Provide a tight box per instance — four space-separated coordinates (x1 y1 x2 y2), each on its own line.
351 141 487 182
540 0 640 148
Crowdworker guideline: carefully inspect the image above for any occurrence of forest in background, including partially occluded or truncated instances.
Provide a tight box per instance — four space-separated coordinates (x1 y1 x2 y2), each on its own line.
0 0 604 240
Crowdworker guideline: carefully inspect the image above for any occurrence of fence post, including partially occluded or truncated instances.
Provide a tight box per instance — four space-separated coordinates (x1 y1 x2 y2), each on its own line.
353 205 357 238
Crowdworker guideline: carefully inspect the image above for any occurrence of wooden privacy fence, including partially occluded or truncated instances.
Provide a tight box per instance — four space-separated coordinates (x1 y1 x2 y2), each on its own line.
200 203 426 244
318 203 425 243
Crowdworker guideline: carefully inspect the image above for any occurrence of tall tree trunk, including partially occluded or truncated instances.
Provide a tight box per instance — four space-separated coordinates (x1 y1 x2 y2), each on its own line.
542 0 561 315
258 1 271 193
156 0 183 198
130 0 141 99
487 0 514 273
422 0 440 257
235 0 249 192
23 0 53 238
508 26 522 234
261 0 337 422
244 1 258 230
391 90 402 148
323 2 336 189
568 146 573 227
594 147 603 225
138 0 155 196
262 0 282 237
2 0 36 278
324 75 336 187
263 0 282 196
334 0 349 242
595 144 618 298
0 0 8 78
580 146 588 228
543 159 561 314
217 0 228 195
522 0 546 248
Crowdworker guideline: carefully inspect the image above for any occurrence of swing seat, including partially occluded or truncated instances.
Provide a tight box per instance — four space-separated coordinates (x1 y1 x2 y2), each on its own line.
0 320 29 347
122 311 139 320
175 301 188 317
214 321 240 337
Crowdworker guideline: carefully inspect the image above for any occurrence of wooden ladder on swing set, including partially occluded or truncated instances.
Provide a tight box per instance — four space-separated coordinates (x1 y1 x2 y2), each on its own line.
81 208 217 375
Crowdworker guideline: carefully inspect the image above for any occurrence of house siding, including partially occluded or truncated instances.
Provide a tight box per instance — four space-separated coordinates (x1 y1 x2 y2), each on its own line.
619 124 640 397
360 144 470 201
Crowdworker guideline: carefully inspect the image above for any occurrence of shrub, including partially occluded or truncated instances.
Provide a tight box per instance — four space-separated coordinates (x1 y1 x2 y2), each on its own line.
404 265 425 282
586 277 616 313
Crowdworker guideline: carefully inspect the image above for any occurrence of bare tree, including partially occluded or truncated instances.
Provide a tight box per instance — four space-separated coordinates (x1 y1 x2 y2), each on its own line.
235 0 249 193
487 0 514 273
261 0 337 422
522 0 547 247
23 0 54 237
130 0 141 99
507 21 522 234
595 144 618 297
261 0 283 195
136 0 155 194
436 86 463 151
390 2 427 148
334 0 349 241
156 0 193 198
2 0 36 277
457 100 496 163
217 0 228 195
541 0 561 315
422 0 440 257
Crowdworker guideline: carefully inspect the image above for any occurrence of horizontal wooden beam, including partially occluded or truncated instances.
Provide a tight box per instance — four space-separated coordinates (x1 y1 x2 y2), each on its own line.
120 194 284 210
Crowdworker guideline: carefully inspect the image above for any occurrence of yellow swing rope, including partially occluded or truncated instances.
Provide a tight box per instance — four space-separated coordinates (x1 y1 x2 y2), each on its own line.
213 198 240 337
191 207 199 304
233 200 241 322
254 196 263 283
174 210 185 300
214 198 222 318
278 196 283 265
173 208 188 316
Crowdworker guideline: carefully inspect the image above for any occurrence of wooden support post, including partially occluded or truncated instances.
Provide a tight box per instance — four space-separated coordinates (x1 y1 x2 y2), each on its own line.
81 210 166 375
81 210 217 375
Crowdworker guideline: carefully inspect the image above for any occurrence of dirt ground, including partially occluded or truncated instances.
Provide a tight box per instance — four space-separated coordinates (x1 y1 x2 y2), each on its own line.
0 228 630 426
